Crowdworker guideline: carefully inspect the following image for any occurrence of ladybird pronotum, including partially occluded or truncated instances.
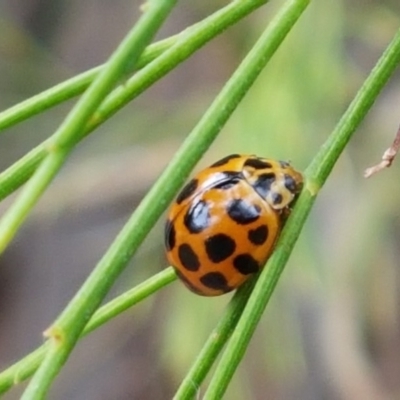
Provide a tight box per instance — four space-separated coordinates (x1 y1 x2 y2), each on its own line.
164 154 303 296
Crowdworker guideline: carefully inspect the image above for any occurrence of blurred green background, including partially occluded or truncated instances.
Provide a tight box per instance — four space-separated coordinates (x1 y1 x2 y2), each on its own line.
1 0 400 399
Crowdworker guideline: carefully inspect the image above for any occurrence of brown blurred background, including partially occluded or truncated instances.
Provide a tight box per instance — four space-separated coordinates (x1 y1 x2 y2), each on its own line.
1 0 400 399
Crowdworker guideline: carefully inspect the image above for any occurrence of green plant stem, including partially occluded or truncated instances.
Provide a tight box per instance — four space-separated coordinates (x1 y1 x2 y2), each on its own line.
84 268 176 333
306 34 400 184
0 0 270 203
0 36 176 132
174 279 256 400
203 24 400 400
0 0 177 258
0 268 176 395
19 2 178 398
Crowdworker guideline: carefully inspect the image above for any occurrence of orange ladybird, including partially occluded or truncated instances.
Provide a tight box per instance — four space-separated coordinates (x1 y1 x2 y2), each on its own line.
164 154 303 296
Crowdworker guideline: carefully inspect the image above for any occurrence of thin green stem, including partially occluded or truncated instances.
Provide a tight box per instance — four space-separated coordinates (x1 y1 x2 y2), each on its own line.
0 0 269 203
0 35 177 132
19 2 178 398
83 268 176 333
0 152 66 250
174 279 256 400
306 29 400 184
203 24 400 400
0 268 176 395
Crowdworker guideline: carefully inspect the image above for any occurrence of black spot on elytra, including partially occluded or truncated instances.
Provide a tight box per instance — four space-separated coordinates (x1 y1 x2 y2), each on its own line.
244 158 272 169
178 243 200 271
227 199 261 225
248 225 269 245
165 219 176 251
209 154 241 168
176 179 198 204
184 200 211 233
212 171 242 190
252 172 276 199
233 254 260 275
205 234 236 263
200 272 230 291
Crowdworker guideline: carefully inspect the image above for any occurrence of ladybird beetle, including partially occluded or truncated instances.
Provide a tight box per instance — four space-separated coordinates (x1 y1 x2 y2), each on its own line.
164 154 303 296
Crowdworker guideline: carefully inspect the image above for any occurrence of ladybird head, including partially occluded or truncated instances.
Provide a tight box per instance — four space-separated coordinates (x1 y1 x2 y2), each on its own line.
243 156 303 211
266 162 303 210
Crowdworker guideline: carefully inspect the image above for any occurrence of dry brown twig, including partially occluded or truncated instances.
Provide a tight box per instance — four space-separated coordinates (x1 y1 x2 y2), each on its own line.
364 124 400 178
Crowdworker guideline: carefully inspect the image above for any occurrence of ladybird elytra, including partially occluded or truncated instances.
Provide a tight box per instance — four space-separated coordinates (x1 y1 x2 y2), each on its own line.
164 154 303 296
